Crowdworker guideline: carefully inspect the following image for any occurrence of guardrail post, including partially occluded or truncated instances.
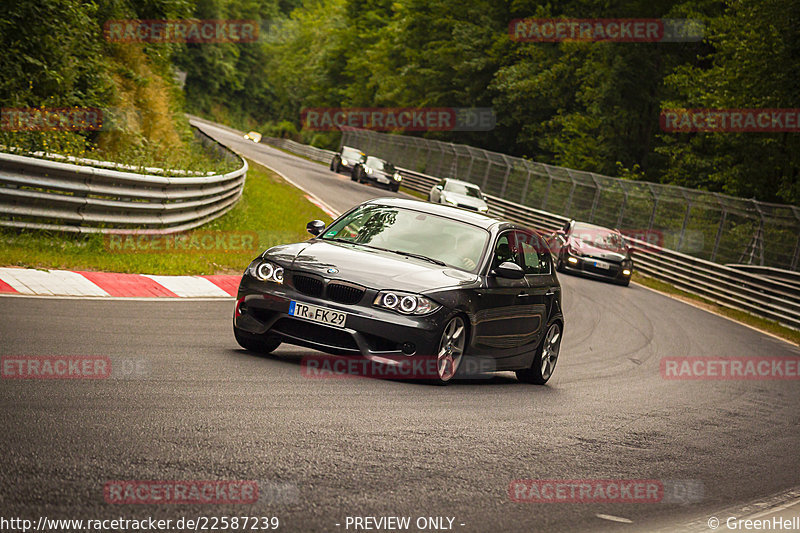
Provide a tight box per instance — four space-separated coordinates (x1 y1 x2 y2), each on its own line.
791 207 800 272
710 205 727 262
481 160 492 189
588 174 602 223
519 168 531 204
616 185 629 228
499 154 512 197
646 183 659 231
542 166 553 210
677 197 692 251
564 171 578 218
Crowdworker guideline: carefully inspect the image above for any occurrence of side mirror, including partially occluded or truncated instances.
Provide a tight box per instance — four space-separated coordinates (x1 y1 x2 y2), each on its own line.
435 185 444 190
306 220 326 236
495 261 525 279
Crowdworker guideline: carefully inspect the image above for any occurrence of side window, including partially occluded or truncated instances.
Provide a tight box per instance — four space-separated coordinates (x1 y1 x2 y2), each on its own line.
519 232 551 275
438 179 447 188
493 232 520 268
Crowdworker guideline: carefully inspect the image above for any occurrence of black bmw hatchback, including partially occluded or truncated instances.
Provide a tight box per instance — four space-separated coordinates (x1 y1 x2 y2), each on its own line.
234 198 564 384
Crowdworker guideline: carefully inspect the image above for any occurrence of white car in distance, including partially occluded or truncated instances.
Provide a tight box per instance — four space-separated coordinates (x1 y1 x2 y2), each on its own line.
428 178 489 213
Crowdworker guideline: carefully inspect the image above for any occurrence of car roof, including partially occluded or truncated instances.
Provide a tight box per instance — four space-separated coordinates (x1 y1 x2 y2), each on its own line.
362 196 526 232
341 146 364 153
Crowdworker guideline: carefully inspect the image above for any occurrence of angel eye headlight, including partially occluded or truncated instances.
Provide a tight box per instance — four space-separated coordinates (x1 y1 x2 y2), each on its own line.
382 292 399 308
399 295 417 313
256 262 273 281
250 259 283 284
374 291 440 315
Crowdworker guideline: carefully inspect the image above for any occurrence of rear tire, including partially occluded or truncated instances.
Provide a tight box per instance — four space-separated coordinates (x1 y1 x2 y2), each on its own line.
516 321 561 385
234 327 281 354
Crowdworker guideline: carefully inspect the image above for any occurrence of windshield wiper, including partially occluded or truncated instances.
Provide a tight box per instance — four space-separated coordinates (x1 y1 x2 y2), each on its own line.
325 238 387 252
391 250 446 266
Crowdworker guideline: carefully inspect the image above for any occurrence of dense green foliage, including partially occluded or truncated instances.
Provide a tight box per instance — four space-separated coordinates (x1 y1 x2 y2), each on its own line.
1 0 797 203
245 0 797 204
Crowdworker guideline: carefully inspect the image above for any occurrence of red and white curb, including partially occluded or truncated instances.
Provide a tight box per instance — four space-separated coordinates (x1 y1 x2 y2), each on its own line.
0 267 238 298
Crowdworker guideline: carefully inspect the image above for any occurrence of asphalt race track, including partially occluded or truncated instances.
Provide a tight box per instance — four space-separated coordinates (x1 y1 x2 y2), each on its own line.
1 121 799 532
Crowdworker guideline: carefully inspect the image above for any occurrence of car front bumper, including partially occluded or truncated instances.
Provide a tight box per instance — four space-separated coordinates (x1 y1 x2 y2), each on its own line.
560 254 632 283
234 274 447 362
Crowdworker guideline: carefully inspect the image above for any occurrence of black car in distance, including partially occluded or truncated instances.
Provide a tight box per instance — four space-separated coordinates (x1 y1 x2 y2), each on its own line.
234 198 564 384
330 145 366 175
552 220 634 286
352 156 403 192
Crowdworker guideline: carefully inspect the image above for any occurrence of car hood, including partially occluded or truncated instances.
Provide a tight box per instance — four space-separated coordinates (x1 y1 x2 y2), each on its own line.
264 241 477 293
442 192 488 208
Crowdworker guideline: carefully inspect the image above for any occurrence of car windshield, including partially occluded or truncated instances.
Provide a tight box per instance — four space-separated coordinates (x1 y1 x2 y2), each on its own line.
444 181 483 199
341 147 363 160
572 223 624 250
321 205 488 272
366 157 395 173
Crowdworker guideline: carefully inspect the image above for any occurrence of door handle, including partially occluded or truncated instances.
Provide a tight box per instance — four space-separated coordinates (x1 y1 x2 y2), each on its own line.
545 289 555 296
517 292 529 298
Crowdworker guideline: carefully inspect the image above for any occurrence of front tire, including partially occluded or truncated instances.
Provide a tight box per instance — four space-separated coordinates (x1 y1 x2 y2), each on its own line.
516 321 561 385
234 327 281 354
435 316 466 384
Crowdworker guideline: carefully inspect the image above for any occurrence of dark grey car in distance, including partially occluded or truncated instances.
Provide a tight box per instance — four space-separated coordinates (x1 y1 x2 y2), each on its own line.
330 145 366 174
551 220 634 286
352 156 403 192
233 197 564 384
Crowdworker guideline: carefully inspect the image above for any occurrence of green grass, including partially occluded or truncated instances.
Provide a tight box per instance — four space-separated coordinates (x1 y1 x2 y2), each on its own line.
0 159 332 275
632 272 800 345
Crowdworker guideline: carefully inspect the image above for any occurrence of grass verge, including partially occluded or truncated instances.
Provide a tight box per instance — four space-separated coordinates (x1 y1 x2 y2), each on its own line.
632 272 800 345
0 159 331 276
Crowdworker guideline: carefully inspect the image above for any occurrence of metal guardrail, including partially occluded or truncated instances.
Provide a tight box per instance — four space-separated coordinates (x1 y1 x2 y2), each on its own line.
262 136 335 164
726 264 800 291
342 129 800 272
266 135 800 330
0 127 247 234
